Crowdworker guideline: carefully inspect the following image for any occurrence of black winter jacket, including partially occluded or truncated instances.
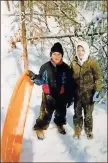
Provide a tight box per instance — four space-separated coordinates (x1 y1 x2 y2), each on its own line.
31 60 74 103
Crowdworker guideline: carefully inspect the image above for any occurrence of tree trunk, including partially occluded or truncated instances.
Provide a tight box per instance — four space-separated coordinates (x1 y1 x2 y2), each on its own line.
30 0 33 44
102 1 108 12
20 0 28 69
5 1 10 11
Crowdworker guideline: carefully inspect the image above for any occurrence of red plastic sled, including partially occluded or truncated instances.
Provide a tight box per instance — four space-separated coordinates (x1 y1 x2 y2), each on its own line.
1 69 34 162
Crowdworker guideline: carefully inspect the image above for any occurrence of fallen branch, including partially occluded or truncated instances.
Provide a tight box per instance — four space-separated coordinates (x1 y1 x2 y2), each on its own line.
27 32 104 40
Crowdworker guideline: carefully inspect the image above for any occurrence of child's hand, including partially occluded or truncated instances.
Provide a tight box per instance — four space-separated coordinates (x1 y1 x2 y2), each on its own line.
28 70 36 80
46 95 56 105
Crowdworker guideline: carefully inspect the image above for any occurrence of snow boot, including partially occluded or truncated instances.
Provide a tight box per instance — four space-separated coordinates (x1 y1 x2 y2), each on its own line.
73 129 81 139
57 125 66 135
33 124 45 140
86 132 93 139
36 129 45 140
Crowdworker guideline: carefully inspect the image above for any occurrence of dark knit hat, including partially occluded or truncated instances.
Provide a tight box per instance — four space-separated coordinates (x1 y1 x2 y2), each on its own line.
50 42 64 57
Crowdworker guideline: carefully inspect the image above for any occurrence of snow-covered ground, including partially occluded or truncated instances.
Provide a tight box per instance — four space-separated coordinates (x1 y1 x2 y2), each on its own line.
1 2 107 162
19 103 107 162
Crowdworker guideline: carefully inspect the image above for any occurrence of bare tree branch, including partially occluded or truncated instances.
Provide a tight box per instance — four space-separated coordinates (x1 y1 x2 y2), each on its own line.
43 1 51 32
26 18 44 33
3 12 62 17
53 1 80 25
69 3 87 25
27 32 104 40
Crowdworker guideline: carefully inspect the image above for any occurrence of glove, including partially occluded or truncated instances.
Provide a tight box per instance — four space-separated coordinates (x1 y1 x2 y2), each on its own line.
46 95 56 105
66 98 74 108
28 70 36 80
93 91 100 102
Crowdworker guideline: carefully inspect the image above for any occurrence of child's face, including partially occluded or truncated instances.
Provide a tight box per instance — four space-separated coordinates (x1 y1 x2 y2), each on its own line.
51 52 62 64
77 46 85 60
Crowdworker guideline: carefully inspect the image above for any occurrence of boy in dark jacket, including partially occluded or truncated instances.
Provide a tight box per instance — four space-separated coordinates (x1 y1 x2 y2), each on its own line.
28 42 74 140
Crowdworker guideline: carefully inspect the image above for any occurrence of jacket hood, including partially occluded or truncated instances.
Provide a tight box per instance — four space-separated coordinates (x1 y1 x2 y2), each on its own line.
75 41 90 65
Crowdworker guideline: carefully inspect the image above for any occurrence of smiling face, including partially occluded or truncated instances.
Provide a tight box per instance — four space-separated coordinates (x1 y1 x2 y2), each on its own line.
77 45 85 60
51 52 62 64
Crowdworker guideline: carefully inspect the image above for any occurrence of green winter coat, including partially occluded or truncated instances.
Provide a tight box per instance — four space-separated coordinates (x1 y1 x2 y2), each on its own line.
71 56 102 95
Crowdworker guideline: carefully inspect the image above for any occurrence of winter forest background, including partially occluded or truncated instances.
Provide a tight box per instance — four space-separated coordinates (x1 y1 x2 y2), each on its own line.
2 0 107 102
1 1 107 162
